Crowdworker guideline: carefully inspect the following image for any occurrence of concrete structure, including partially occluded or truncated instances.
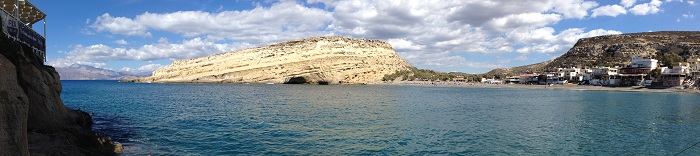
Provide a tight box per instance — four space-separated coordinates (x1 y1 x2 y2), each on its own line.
453 76 465 82
1 0 46 61
659 65 691 87
505 76 519 84
630 56 658 69
688 58 700 79
519 73 538 84
558 67 583 82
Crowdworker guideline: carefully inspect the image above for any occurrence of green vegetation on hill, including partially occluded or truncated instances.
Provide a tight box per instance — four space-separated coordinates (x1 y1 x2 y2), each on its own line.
656 52 684 67
382 67 483 82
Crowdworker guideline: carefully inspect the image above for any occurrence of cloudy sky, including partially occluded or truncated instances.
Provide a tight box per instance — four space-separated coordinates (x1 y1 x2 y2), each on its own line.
31 0 699 74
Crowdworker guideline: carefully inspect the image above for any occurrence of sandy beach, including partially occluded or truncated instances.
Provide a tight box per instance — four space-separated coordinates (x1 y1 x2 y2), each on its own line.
378 81 700 94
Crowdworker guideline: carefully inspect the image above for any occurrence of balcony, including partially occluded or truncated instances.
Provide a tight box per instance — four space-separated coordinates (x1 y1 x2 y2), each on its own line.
1 0 46 62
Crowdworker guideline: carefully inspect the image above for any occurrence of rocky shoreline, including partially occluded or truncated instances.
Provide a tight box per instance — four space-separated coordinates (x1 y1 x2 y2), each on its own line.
379 81 700 94
1 36 118 155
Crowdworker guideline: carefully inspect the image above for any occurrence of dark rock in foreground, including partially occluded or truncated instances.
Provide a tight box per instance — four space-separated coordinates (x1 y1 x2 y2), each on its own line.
0 35 116 155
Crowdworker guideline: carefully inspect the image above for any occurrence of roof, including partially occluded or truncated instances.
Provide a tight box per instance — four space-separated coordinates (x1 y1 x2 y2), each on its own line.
1 0 45 25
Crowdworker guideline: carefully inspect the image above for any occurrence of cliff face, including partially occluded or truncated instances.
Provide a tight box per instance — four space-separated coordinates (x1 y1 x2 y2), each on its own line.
488 31 700 76
137 36 413 84
0 37 114 155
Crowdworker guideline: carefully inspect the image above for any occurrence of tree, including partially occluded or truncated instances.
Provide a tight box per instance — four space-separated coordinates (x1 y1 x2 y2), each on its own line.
650 68 661 80
657 52 684 67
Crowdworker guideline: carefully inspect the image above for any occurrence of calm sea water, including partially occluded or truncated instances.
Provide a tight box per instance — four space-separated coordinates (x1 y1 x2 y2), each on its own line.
61 80 700 155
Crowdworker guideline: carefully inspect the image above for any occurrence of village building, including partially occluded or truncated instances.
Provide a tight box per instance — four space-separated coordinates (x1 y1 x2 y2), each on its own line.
519 73 538 84
589 67 619 86
688 57 700 80
558 67 583 82
453 76 466 82
504 76 519 84
658 63 691 87
617 56 658 86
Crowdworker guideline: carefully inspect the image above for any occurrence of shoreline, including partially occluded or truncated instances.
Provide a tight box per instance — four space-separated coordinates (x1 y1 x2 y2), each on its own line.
377 81 700 94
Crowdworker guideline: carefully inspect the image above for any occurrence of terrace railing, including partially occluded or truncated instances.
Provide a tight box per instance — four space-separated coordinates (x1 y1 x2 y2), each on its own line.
0 7 45 62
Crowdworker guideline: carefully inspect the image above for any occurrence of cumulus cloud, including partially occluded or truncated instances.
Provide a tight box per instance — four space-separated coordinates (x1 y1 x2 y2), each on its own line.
621 0 637 7
592 5 627 17
90 1 332 44
91 13 152 37
387 38 423 51
84 0 633 72
114 39 128 45
66 38 247 61
630 0 663 15
49 38 256 72
121 63 165 74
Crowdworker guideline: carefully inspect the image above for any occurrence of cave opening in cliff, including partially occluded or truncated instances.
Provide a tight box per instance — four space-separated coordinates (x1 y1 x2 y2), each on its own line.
284 77 329 85
284 77 309 84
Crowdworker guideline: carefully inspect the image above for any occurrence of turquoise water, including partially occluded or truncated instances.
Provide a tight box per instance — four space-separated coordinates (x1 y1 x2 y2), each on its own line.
61 80 700 155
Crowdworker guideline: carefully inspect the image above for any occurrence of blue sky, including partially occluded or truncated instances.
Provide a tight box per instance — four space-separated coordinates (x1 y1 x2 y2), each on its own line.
28 0 700 74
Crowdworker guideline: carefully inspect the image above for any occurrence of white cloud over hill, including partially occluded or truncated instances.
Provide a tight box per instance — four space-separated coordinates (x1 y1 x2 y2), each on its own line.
66 0 685 73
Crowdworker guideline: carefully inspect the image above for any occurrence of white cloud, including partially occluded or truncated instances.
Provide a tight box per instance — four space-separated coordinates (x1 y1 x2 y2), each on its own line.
630 0 663 15
387 38 423 51
689 0 696 5
120 63 165 74
66 38 249 61
47 59 106 68
592 5 628 17
683 13 695 18
621 0 637 7
550 0 599 19
114 39 128 45
90 1 332 44
91 13 152 37
83 0 629 72
487 13 562 32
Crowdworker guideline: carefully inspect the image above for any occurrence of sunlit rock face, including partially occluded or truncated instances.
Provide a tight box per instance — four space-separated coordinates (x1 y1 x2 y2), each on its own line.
137 36 414 84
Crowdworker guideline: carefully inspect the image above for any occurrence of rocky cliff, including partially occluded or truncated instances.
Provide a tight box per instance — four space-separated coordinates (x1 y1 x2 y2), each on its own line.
0 36 115 155
136 36 414 84
488 31 700 76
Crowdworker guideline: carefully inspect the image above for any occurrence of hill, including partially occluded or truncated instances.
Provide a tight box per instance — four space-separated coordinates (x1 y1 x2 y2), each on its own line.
134 36 414 84
487 31 700 77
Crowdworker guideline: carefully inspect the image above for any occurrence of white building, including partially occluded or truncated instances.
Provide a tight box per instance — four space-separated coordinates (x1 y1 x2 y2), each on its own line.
558 67 583 82
630 56 658 69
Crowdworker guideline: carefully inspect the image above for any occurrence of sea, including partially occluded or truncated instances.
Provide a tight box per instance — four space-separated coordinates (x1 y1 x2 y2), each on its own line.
60 80 700 155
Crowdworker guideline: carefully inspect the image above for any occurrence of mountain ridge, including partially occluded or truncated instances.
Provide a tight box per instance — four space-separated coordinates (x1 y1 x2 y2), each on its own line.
487 31 700 76
55 64 144 80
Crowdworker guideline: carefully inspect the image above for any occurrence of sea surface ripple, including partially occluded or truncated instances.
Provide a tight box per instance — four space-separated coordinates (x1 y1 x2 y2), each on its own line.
61 80 700 155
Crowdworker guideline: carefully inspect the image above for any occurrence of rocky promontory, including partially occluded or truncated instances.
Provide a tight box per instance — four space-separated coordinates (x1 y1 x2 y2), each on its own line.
0 35 116 155
488 31 700 76
135 36 414 84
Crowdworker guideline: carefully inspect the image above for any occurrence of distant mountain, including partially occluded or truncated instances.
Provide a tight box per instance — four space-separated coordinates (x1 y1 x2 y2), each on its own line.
487 31 700 76
55 64 144 80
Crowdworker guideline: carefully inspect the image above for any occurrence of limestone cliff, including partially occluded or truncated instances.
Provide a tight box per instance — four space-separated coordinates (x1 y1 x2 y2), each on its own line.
137 36 413 84
488 31 700 76
0 36 115 155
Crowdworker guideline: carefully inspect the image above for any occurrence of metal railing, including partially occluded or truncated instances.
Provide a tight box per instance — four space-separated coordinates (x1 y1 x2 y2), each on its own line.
0 7 46 62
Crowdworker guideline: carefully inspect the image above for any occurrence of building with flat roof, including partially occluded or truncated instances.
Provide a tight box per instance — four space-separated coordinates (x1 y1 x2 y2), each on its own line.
1 0 46 61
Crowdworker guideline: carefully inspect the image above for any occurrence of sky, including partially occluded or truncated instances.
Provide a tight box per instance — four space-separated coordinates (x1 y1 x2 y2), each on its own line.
27 0 700 74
